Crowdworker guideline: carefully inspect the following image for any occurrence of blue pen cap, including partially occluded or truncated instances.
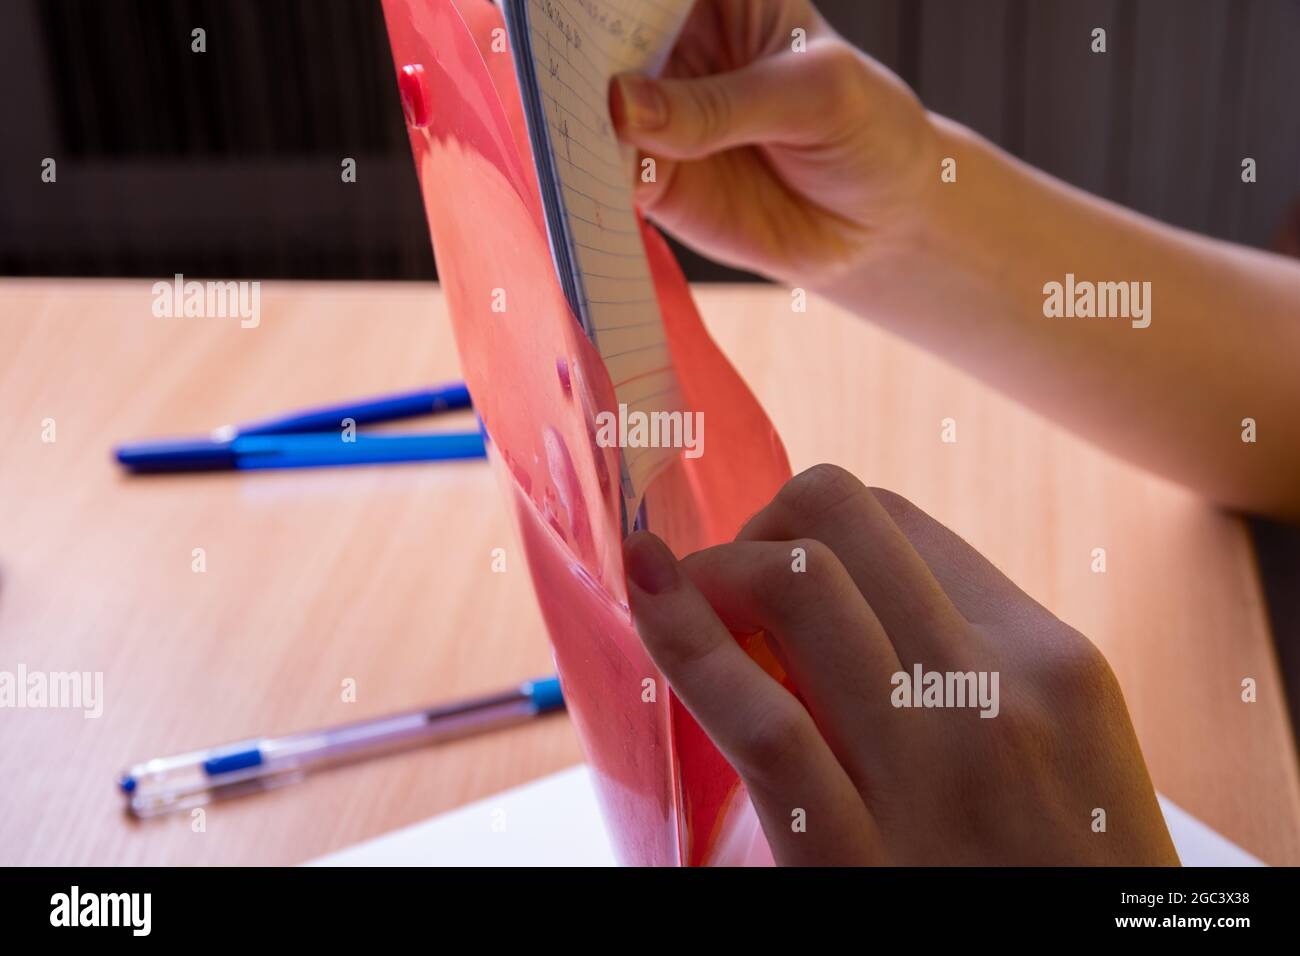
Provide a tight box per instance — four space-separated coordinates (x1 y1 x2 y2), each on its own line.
430 382 473 412
526 676 565 713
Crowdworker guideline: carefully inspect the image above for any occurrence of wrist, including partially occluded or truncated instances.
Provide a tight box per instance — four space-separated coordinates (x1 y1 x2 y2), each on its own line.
903 114 1001 281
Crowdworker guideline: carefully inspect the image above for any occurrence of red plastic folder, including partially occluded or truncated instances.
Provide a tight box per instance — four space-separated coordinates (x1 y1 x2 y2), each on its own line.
381 0 792 865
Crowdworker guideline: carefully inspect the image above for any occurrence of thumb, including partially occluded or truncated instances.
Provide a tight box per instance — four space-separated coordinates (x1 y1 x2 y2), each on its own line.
610 52 838 161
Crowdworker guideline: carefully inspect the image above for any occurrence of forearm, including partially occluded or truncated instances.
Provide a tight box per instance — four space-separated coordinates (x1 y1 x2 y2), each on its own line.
820 116 1300 519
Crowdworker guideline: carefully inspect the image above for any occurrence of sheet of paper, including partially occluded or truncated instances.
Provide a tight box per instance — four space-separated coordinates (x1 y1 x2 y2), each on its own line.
307 764 616 867
503 0 694 522
309 765 1263 867
1157 795 1264 867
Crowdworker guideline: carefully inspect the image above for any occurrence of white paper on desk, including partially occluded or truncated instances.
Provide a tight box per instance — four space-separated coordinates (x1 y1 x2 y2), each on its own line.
309 766 1262 867
1157 795 1263 867
308 765 616 867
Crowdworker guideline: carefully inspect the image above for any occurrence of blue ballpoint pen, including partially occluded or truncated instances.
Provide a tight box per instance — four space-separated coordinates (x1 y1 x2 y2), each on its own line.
116 431 486 472
119 676 565 818
223 382 472 438
114 381 484 472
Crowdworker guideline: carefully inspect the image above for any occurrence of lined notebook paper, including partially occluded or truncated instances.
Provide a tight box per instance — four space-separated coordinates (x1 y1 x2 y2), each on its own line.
502 0 693 529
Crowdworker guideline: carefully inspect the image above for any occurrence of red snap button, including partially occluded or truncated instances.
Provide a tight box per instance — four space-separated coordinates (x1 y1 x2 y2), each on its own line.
398 64 431 129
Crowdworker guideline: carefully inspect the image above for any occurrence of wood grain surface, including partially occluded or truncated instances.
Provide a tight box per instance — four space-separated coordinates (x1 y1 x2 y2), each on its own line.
1 279 1296 865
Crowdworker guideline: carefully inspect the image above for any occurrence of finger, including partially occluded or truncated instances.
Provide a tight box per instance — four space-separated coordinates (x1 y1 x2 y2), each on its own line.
609 42 860 161
867 487 1056 629
738 465 969 668
678 540 902 781
623 531 880 865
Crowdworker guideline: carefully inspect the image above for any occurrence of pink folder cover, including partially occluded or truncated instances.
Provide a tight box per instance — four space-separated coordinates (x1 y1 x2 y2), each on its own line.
381 0 792 865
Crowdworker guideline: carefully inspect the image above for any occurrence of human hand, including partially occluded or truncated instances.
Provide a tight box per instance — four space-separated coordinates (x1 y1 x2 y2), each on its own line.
609 0 941 287
623 465 1178 865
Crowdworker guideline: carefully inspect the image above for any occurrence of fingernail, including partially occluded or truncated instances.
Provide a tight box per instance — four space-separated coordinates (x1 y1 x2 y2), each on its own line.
611 74 668 131
623 532 679 595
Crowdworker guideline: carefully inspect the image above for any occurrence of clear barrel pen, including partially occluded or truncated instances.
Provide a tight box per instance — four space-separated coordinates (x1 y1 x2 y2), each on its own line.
119 676 564 818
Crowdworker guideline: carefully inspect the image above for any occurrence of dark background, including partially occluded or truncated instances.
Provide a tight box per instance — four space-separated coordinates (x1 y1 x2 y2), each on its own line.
2 0 1299 735
2 0 1299 280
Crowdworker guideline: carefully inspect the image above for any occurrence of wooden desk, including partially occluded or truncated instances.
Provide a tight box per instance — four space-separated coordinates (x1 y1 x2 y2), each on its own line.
2 280 1298 865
